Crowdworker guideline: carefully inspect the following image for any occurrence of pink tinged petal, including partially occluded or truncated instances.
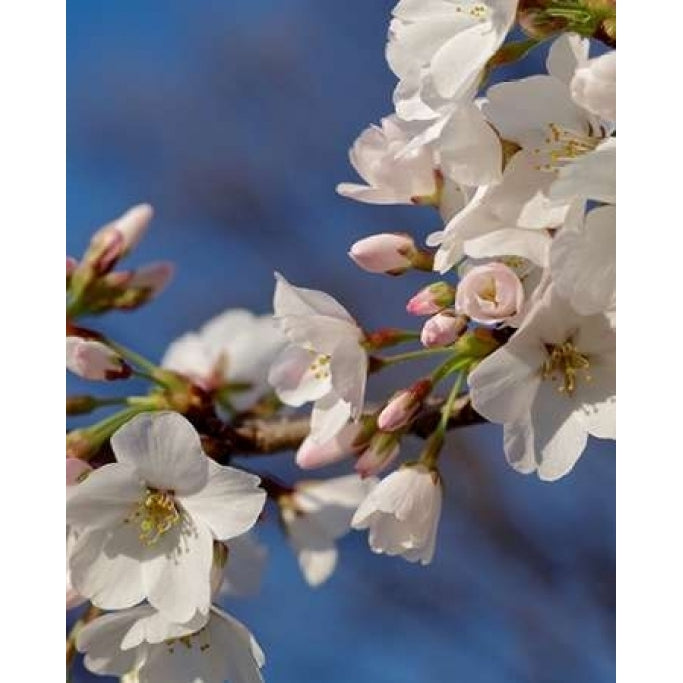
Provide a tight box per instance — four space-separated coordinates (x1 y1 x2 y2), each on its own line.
296 422 362 469
66 463 144 531
114 203 153 253
142 515 213 623
545 33 589 84
310 393 352 443
178 460 266 540
273 272 355 323
268 345 332 406
468 343 544 424
348 233 415 274
69 527 146 610
66 337 129 381
128 261 174 295
77 606 151 676
66 458 92 486
110 411 209 495
336 183 407 205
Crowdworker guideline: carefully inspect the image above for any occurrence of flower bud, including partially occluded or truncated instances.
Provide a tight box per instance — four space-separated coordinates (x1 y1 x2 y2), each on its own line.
455 262 524 325
349 233 416 275
420 312 467 348
377 379 432 432
406 281 456 316
296 422 365 470
355 432 400 478
129 261 174 295
66 458 92 486
66 256 78 279
66 395 99 415
66 336 131 381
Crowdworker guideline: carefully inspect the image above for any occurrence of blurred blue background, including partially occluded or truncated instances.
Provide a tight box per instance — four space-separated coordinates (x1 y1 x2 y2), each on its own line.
67 2 615 681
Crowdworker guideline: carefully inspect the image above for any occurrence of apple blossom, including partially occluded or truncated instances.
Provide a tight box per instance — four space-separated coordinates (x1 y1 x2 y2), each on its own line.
77 603 265 683
269 273 367 442
352 464 442 565
571 50 616 122
66 411 266 623
420 311 467 347
455 261 524 324
336 115 440 205
280 475 378 586
468 286 615 481
66 337 131 381
162 309 285 410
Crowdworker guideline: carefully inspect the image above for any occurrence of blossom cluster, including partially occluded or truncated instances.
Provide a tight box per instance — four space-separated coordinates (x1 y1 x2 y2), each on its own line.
66 2 616 681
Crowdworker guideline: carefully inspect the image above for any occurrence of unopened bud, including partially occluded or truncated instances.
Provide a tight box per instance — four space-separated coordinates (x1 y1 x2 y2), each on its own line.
66 430 96 460
349 233 416 275
66 256 78 280
420 312 467 348
66 458 92 486
406 281 456 315
66 395 99 415
66 336 131 381
128 261 174 295
377 379 432 432
355 432 400 478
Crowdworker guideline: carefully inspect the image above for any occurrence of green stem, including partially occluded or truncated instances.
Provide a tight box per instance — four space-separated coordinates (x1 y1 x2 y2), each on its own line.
378 347 454 367
431 355 471 386
437 372 466 435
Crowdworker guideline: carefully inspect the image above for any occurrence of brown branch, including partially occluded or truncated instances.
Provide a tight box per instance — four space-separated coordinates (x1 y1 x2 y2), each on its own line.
200 394 486 460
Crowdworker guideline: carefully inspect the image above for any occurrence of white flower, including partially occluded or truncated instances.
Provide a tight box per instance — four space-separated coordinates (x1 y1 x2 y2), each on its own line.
280 475 378 586
468 286 615 481
67 458 92 610
351 464 442 565
571 50 616 122
77 603 265 683
337 115 439 205
162 309 285 410
66 411 266 623
268 273 368 443
387 0 518 117
550 204 615 316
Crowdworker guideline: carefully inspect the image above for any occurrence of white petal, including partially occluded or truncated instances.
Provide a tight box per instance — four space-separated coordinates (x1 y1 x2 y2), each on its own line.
329 342 367 417
221 533 268 597
546 33 589 84
502 420 538 475
121 609 207 649
179 460 265 540
66 463 144 531
70 527 146 610
142 515 214 623
268 345 332 406
111 412 208 495
464 228 551 267
274 272 355 323
297 545 338 587
310 393 352 443
160 333 216 385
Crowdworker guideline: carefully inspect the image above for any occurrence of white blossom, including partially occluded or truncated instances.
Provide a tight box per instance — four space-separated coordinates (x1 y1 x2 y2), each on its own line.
269 273 367 443
162 309 285 411
571 50 616 122
352 464 442 565
66 411 266 623
468 286 615 481
281 475 377 586
77 603 265 683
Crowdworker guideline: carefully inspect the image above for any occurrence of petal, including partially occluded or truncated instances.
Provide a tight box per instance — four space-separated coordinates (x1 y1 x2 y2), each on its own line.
502 420 538 475
142 515 213 623
310 393 352 443
178 460 265 540
546 33 589 84
330 342 367 416
268 345 332 406
111 411 208 495
464 228 551 267
274 272 355 323
70 527 146 610
77 606 151 676
221 533 268 597
297 546 338 587
160 333 216 385
66 463 144 531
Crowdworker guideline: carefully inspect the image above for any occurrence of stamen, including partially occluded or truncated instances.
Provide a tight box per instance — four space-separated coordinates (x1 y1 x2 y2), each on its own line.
127 489 181 546
309 353 331 380
533 123 603 172
541 340 591 396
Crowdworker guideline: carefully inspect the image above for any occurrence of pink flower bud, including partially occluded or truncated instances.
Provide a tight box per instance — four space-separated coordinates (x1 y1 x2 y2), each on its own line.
406 281 456 315
349 233 415 275
128 261 174 296
420 312 467 348
296 421 367 469
66 458 92 486
355 433 400 478
66 256 78 278
66 336 131 380
112 203 154 253
377 379 432 432
455 262 524 325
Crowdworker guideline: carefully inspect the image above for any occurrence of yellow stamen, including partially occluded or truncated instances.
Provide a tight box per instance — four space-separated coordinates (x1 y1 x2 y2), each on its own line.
127 489 181 546
541 340 592 396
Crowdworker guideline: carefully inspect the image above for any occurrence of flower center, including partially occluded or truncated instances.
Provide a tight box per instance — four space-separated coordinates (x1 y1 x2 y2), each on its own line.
128 489 181 546
454 3 489 21
533 123 606 172
541 340 591 396
477 277 498 305
165 626 211 655
309 353 331 380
